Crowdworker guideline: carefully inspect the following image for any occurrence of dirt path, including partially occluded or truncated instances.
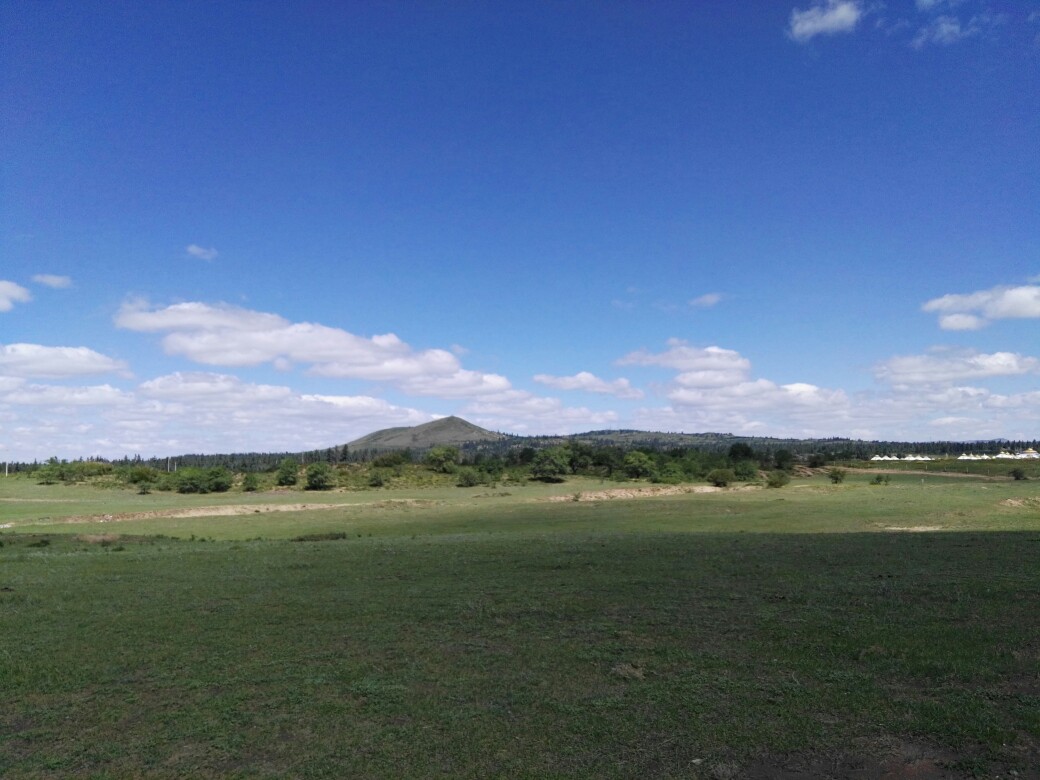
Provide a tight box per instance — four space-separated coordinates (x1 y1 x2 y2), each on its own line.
845 466 1005 480
34 499 434 526
547 485 732 502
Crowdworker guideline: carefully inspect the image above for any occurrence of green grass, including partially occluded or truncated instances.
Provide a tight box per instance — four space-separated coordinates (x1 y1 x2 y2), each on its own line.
1 474 1038 778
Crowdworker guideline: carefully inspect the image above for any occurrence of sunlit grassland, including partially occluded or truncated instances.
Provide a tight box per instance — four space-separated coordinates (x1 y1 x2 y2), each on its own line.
1 473 1038 778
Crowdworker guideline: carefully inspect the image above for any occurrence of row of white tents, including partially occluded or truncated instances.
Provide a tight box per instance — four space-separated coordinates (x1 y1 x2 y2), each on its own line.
870 450 1039 462
955 450 1039 461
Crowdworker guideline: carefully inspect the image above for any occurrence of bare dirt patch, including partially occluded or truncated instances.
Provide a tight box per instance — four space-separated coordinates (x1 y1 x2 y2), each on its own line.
1001 497 1040 509
49 499 436 526
547 485 727 502
76 533 122 543
882 526 945 532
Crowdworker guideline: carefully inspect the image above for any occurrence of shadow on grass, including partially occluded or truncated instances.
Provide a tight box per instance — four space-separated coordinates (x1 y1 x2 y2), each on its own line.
1 530 1038 778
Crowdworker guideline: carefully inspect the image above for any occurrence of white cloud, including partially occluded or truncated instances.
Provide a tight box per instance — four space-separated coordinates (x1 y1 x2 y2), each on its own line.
929 415 976 427
0 377 26 393
788 0 863 42
668 378 848 413
689 293 722 308
618 339 851 436
139 372 293 403
186 244 219 261
922 284 1040 328
0 281 32 312
31 274 73 289
533 371 644 399
915 0 964 10
874 349 1040 385
399 369 513 398
618 339 752 375
462 391 618 434
0 343 128 379
1 383 129 407
911 14 974 46
115 300 509 398
629 376 1040 442
0 371 435 459
936 313 986 331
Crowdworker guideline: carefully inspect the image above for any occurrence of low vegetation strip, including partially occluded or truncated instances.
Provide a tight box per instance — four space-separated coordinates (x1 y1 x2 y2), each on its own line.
9 499 438 527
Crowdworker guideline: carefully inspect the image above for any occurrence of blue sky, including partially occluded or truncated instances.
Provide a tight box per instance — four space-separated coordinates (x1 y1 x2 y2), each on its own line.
2 1 1039 460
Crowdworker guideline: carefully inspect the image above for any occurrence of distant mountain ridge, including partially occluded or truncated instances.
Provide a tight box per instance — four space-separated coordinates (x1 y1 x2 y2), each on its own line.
348 416 507 451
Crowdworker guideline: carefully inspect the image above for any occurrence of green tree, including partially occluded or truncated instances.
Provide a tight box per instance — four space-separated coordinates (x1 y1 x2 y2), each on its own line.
774 449 794 471
728 443 755 461
827 468 847 484
242 472 260 492
425 446 460 474
204 466 233 493
567 442 595 474
36 457 62 485
733 459 759 481
623 451 655 479
305 462 335 490
530 447 571 482
276 458 298 486
173 467 207 494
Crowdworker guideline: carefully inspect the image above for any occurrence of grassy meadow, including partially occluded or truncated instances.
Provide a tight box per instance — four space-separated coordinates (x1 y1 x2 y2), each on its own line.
2 471 1038 778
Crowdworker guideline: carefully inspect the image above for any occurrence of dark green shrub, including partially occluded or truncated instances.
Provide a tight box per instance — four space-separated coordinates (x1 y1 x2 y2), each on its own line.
827 468 847 484
305 463 335 490
766 471 790 488
706 468 736 487
276 458 298 486
456 468 483 488
733 459 759 481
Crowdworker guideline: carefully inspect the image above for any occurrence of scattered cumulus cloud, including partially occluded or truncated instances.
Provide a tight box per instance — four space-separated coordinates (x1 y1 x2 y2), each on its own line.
398 369 512 398
0 370 436 459
1 383 129 407
186 244 219 261
915 0 964 10
788 0 864 42
874 349 1040 385
0 343 128 379
533 371 644 399
462 391 618 434
909 1 1006 48
911 14 975 46
922 284 1040 328
689 293 722 308
0 281 32 312
115 300 509 396
933 313 986 331
31 274 72 289
618 339 752 375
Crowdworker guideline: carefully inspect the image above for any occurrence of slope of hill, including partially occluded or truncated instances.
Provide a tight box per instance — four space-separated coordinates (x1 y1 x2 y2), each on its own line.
348 416 506 451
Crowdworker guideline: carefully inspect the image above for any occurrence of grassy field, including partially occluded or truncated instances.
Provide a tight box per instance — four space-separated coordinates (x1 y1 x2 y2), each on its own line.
2 472 1038 778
